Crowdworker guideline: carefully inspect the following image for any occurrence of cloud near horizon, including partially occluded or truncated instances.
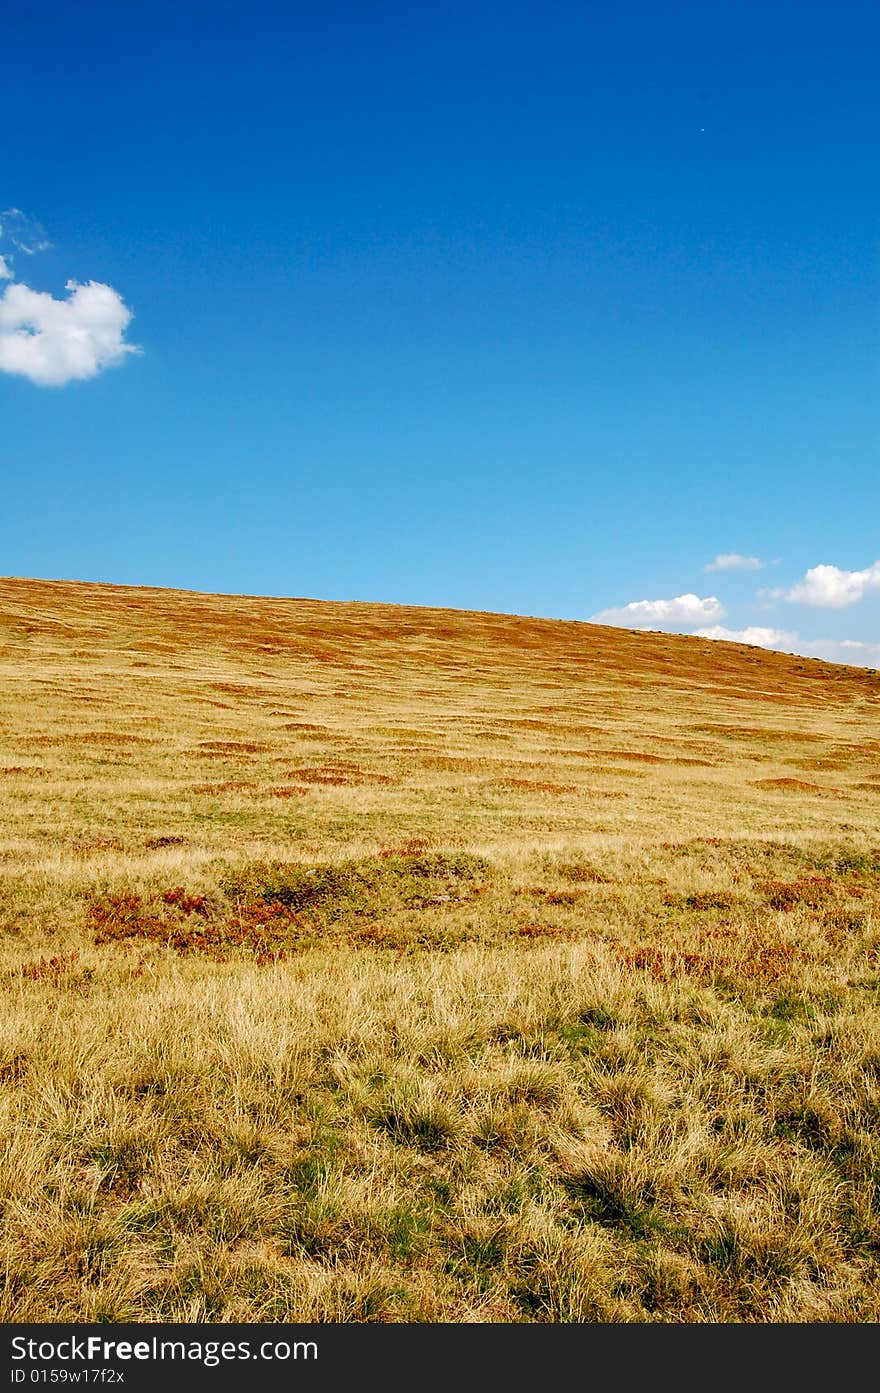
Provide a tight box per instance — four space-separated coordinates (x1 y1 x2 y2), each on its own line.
590 593 725 627
704 553 764 572
694 624 880 667
589 597 878 669
0 277 139 387
694 624 798 648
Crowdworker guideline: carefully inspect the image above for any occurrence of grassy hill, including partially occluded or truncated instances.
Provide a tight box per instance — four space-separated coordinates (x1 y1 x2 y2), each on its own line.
1 575 879 1321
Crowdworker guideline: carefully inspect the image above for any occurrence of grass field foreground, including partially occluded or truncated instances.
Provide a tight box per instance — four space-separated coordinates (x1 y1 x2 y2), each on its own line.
1 576 879 1322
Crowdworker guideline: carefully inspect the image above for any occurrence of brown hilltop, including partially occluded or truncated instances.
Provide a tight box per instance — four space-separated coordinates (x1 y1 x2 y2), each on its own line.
1 572 876 702
0 573 877 857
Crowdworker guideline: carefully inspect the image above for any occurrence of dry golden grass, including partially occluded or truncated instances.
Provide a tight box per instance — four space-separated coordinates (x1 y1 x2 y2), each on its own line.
1 575 879 1323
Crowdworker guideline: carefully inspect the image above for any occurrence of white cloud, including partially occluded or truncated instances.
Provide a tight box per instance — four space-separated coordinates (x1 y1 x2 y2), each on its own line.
756 585 786 604
704 553 764 572
0 278 138 386
590 593 725 627
694 625 880 668
799 637 880 665
785 561 880 609
0 255 11 280
591 582 879 668
0 207 51 255
694 625 798 649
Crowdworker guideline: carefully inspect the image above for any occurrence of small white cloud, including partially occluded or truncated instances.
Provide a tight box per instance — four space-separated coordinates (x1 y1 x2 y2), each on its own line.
785 561 880 609
0 278 139 386
756 585 787 605
704 553 764 573
0 207 52 255
802 637 880 665
590 593 725 627
0 255 12 280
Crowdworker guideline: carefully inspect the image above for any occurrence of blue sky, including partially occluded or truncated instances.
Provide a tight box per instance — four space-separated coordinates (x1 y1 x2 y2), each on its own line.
2 1 878 663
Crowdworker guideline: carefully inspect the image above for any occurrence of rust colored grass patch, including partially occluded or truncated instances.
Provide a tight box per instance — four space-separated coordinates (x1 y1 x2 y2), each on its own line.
517 921 568 939
15 952 82 983
287 766 393 786
664 890 740 911
579 765 646 778
88 894 157 943
160 887 211 915
26 732 153 746
379 838 431 858
87 887 292 961
600 750 665 763
197 740 271 754
498 778 577 795
762 877 836 910
692 724 825 742
750 778 828 793
71 838 123 856
621 946 715 980
420 756 483 773
557 862 610 884
741 941 803 981
525 887 584 906
190 781 255 794
823 907 867 943
209 684 268 698
620 937 802 984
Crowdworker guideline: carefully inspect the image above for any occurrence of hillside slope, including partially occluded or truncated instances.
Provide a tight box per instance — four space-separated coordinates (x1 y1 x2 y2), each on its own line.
1 575 878 868
1 576 878 1324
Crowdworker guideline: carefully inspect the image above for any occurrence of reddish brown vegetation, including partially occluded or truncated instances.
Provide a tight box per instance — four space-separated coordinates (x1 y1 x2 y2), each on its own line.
286 765 393 786
600 750 665 763
160 887 210 914
26 732 152 746
750 778 827 792
498 778 577 795
87 888 290 963
420 756 483 773
197 740 271 754
557 863 610 883
524 887 584 905
16 952 81 982
664 890 739 911
516 921 568 939
190 781 255 794
621 938 802 984
379 838 431 858
762 876 836 910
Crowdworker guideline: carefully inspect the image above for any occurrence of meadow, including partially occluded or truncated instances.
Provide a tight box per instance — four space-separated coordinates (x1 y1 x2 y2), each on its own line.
1 575 879 1323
